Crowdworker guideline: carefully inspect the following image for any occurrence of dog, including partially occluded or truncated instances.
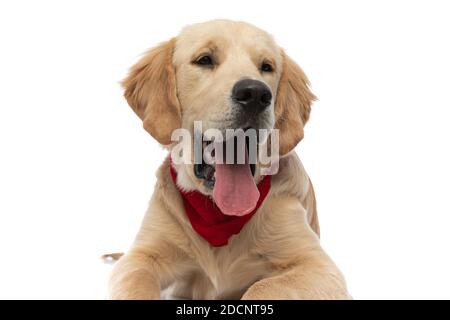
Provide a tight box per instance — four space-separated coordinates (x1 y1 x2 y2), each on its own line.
107 19 350 299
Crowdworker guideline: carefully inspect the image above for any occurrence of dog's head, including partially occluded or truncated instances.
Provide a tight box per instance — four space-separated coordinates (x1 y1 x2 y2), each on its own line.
122 20 315 215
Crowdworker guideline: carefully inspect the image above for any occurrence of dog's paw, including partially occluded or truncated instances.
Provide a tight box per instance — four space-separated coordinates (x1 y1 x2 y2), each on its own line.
241 280 295 300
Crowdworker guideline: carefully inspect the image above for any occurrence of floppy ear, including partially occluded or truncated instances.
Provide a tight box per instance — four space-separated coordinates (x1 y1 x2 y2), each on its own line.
274 50 316 156
122 38 181 145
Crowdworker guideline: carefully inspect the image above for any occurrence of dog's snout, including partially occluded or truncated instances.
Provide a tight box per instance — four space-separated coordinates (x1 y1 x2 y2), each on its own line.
232 79 272 113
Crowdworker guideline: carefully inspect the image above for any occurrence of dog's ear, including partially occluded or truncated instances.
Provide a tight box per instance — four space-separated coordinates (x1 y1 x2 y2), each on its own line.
275 50 316 156
122 38 181 145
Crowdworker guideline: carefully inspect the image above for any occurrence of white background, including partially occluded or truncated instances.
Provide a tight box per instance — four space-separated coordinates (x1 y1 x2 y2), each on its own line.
1 0 449 299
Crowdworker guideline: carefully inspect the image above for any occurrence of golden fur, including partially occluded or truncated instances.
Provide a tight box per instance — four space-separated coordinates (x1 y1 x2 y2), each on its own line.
108 20 349 299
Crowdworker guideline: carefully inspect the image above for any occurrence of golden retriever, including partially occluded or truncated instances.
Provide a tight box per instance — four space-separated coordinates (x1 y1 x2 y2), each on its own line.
107 19 350 300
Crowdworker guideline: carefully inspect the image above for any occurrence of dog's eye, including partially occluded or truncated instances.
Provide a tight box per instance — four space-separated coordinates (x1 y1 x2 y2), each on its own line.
194 55 213 66
260 63 273 72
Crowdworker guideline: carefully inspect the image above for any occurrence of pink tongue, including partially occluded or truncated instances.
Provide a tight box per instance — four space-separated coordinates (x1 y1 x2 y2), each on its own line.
213 156 260 217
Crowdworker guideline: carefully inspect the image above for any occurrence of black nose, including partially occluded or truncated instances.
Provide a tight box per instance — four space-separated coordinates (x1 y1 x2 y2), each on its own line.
232 79 272 113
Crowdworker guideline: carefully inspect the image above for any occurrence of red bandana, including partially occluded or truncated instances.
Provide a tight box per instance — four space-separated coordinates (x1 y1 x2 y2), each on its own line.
169 162 271 247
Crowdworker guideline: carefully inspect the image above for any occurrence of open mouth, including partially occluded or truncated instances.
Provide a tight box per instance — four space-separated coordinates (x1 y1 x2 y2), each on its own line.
193 128 259 216
194 137 256 186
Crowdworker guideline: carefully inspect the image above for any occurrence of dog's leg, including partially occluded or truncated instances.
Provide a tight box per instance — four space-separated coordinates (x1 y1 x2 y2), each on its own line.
241 248 350 300
108 241 185 300
240 195 350 300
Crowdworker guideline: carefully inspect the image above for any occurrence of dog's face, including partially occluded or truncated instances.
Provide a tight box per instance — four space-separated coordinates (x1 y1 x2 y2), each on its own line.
122 20 315 214
173 20 282 136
